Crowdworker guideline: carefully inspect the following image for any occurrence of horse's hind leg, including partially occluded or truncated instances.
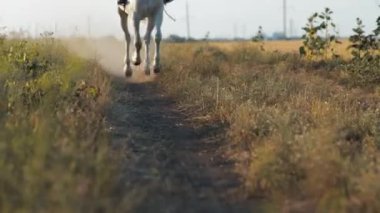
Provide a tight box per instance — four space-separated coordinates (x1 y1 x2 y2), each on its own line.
143 17 155 75
132 14 142 66
153 11 163 73
118 9 132 77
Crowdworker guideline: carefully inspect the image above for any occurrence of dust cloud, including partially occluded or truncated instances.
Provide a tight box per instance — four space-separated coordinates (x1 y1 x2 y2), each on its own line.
63 37 156 83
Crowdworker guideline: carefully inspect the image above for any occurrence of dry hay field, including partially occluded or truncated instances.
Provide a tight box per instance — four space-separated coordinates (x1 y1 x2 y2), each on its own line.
211 39 352 58
1 34 379 213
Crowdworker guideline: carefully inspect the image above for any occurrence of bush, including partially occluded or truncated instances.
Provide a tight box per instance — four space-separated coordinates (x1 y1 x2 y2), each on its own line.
299 8 341 60
349 18 379 61
345 16 380 86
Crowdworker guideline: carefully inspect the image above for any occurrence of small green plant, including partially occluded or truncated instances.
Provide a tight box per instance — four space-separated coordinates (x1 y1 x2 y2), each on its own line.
349 18 380 61
299 8 341 60
345 16 380 86
252 26 264 42
252 26 265 51
375 16 380 35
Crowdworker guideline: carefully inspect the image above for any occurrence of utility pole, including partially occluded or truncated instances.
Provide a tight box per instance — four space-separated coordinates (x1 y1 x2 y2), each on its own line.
289 18 294 38
73 25 79 37
242 24 247 39
283 0 287 38
233 23 237 40
186 1 191 40
87 16 92 38
54 22 58 36
34 23 39 38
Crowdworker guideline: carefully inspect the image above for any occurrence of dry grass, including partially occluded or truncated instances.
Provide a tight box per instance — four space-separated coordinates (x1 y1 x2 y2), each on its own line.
0 37 134 212
2 35 376 212
158 42 380 212
210 40 352 58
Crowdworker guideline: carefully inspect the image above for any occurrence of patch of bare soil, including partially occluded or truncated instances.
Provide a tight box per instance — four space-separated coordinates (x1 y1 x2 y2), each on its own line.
107 78 251 213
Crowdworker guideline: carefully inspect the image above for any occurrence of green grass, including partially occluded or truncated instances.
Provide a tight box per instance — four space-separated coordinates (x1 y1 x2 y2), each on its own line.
0 36 127 212
159 43 380 212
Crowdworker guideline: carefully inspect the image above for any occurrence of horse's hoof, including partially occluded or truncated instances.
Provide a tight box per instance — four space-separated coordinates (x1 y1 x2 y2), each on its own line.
133 59 141 66
125 70 133 78
153 66 160 74
124 65 133 77
144 69 151 76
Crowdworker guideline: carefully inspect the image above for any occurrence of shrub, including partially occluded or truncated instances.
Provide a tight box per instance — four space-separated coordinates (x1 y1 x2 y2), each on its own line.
252 26 265 51
345 16 380 86
299 8 341 60
349 18 379 61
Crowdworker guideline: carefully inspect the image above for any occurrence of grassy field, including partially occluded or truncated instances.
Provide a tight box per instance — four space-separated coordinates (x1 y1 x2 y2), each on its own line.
0 36 136 212
1 34 378 212
158 41 380 212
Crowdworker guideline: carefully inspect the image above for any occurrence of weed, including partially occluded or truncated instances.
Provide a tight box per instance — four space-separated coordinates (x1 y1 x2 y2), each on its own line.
345 16 380 86
349 18 379 61
252 26 265 51
300 8 341 60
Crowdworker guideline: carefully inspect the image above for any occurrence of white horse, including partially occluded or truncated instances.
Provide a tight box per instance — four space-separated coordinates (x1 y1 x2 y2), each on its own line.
118 0 164 77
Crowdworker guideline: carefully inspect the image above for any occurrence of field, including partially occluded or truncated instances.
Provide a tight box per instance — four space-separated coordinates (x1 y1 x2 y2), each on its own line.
0 32 379 213
212 40 351 57
158 41 380 212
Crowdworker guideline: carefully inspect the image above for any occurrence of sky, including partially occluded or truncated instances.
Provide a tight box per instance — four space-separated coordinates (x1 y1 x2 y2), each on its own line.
0 0 379 39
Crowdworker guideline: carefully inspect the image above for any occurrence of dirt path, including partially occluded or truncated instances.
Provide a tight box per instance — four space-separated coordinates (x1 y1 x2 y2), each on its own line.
63 38 253 212
107 77 250 213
